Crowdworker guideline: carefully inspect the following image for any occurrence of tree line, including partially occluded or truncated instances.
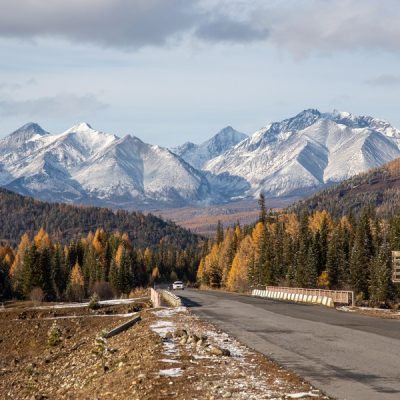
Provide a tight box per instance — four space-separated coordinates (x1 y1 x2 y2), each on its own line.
0 188 200 248
0 228 203 301
198 195 400 305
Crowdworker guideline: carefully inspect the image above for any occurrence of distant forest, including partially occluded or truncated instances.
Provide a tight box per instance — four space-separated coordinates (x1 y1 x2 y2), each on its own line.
198 195 400 306
0 188 206 301
0 188 200 248
292 158 400 218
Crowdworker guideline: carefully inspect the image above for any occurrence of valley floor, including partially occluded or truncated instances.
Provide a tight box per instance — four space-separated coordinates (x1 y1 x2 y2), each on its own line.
0 297 326 399
152 197 298 236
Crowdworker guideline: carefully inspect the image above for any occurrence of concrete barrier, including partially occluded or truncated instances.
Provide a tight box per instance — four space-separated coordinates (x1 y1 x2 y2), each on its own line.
312 295 318 303
251 288 335 308
161 290 182 307
151 288 161 308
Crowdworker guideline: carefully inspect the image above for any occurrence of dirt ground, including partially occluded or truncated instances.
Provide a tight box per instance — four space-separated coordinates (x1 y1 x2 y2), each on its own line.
0 298 329 400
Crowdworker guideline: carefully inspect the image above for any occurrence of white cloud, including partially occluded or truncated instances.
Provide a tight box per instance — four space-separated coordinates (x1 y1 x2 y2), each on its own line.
0 93 108 118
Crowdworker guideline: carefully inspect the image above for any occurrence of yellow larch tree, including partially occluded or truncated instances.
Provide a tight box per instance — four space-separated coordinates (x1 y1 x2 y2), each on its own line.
34 228 51 249
226 235 254 292
10 233 30 279
309 210 333 233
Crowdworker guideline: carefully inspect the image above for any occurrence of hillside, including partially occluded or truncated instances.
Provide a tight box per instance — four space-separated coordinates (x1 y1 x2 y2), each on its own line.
291 158 400 217
0 187 201 247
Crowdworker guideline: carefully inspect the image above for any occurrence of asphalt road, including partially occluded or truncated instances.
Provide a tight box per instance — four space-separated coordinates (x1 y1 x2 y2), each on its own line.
178 289 400 400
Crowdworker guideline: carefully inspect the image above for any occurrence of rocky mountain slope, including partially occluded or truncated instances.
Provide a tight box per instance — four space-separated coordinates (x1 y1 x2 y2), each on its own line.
204 109 400 198
0 123 212 208
172 126 247 169
1 109 399 210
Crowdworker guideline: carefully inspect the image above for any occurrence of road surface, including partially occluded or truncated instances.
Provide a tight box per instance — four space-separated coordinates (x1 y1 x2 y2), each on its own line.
178 289 400 400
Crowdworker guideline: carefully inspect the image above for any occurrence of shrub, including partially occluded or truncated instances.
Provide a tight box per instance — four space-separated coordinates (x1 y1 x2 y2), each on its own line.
92 281 113 300
88 293 100 310
30 287 44 305
128 287 147 298
47 322 62 347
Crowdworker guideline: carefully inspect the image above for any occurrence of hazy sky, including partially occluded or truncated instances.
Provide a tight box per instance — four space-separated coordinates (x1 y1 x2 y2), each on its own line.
0 0 399 146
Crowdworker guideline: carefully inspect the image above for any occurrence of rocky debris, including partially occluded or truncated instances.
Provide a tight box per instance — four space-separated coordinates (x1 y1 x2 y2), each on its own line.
172 327 230 356
0 302 329 400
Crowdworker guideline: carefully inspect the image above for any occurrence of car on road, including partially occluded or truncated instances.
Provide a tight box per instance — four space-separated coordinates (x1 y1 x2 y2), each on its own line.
172 281 184 290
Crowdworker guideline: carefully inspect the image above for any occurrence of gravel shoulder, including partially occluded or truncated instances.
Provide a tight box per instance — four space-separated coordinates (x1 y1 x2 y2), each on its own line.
0 299 328 400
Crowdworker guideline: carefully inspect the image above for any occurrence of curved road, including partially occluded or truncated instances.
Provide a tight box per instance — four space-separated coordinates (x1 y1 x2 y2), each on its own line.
179 289 400 400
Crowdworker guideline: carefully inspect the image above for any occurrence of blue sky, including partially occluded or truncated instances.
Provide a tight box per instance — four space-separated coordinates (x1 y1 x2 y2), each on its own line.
0 0 399 147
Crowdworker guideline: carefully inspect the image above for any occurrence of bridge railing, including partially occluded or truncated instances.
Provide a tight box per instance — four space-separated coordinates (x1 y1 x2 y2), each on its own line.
265 286 354 306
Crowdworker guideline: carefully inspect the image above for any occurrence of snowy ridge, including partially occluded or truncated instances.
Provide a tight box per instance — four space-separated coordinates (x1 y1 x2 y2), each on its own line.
204 109 400 198
172 126 247 169
0 122 211 207
0 109 399 209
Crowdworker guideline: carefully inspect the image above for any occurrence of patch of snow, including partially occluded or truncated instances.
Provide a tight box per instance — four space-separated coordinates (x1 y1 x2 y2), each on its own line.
205 329 247 358
158 367 182 377
14 312 139 321
286 392 319 399
30 297 147 310
152 306 187 318
150 320 175 337
336 306 356 312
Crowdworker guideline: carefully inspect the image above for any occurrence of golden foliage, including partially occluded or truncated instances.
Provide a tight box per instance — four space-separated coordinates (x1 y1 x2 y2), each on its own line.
151 266 160 280
217 229 235 285
115 244 124 267
309 210 333 233
92 237 103 255
0 246 14 267
318 271 330 288
70 262 84 287
251 222 264 244
197 258 205 282
34 227 51 249
9 233 30 277
283 213 300 236
339 216 352 230
204 243 220 276
144 248 152 266
226 235 253 292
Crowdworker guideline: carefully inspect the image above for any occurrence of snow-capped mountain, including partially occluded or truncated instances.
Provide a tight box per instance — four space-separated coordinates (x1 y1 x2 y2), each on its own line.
172 126 247 169
1 109 399 210
0 123 211 207
204 109 400 197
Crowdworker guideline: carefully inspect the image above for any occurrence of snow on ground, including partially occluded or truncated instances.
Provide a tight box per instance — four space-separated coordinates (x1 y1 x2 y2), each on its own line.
205 329 247 358
287 392 320 399
337 305 400 317
28 297 147 310
151 306 187 318
158 368 183 377
150 308 183 377
24 312 140 321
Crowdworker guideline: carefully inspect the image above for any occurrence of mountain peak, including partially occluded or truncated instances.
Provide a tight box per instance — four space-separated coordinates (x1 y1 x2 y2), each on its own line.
4 122 49 143
173 126 247 169
12 122 48 136
19 122 47 133
67 122 93 132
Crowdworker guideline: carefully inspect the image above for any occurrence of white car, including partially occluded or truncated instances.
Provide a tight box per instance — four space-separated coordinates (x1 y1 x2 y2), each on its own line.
172 281 184 290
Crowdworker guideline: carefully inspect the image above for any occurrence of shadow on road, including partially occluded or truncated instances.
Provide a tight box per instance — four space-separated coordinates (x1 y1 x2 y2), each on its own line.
178 295 202 308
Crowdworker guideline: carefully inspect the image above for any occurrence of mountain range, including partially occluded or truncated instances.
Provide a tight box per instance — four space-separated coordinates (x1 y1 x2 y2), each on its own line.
1 109 399 209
